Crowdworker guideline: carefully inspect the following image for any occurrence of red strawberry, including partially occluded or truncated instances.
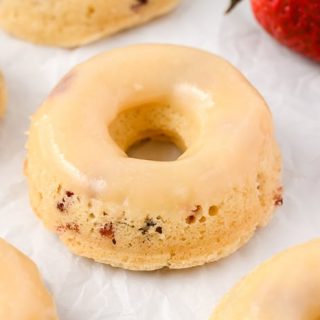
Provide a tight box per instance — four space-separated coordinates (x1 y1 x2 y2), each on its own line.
227 0 320 62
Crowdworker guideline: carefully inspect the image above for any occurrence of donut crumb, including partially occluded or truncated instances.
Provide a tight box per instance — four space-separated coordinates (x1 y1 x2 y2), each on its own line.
57 191 75 212
139 218 157 235
208 205 219 217
56 225 65 233
99 223 115 239
192 205 202 213
57 202 65 212
86 5 96 17
274 195 283 206
56 223 80 233
186 215 196 224
66 223 80 233
131 0 149 11
273 187 283 206
56 184 62 194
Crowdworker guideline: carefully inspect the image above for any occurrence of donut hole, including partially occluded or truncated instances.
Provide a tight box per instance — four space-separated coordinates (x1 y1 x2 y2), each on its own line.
127 134 183 161
109 104 198 161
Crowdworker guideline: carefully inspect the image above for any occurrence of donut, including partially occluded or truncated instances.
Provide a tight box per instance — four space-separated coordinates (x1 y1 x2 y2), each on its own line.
0 238 58 319
0 72 6 118
211 239 320 319
0 0 180 48
25 45 282 270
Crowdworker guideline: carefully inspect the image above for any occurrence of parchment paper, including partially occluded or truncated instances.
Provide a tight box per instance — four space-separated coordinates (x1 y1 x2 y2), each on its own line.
0 1 320 319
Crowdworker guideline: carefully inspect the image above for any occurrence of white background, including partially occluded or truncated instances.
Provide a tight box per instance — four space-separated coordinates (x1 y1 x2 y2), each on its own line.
0 1 320 319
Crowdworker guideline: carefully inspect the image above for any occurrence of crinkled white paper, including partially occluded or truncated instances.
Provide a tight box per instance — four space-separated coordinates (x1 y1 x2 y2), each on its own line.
0 1 320 319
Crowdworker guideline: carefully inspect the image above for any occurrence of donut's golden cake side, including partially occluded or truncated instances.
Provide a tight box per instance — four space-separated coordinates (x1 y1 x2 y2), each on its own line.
25 45 282 270
211 240 320 320
0 72 6 118
0 238 58 319
0 0 180 47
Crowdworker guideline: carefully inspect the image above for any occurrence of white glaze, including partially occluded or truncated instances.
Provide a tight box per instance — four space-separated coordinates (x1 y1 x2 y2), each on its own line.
30 45 273 220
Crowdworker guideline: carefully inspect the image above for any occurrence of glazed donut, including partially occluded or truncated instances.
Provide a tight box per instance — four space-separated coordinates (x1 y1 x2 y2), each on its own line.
211 239 320 320
0 238 58 319
25 45 282 270
0 72 6 118
0 0 180 48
